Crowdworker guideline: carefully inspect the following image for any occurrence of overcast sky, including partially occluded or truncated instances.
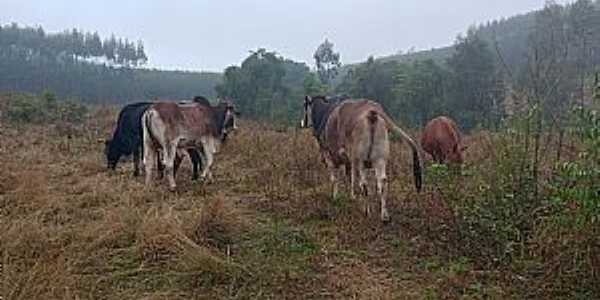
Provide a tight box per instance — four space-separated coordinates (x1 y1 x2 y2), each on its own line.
1 0 572 72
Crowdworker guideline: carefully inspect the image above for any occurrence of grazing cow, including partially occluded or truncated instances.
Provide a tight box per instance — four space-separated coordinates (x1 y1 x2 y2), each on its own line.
420 116 465 164
301 95 422 222
104 101 203 179
142 100 237 191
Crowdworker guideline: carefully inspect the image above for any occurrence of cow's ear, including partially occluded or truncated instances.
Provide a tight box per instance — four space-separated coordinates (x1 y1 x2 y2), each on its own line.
234 111 241 116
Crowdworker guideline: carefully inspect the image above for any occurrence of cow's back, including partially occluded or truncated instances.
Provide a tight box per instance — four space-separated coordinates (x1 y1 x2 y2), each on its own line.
150 102 219 146
421 116 461 161
112 102 153 154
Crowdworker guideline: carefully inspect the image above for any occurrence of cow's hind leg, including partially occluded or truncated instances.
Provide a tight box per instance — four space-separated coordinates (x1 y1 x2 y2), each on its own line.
323 156 339 199
162 142 178 192
157 151 165 179
357 162 370 217
374 159 389 222
173 150 184 178
350 161 356 199
143 142 156 187
188 148 202 181
199 147 214 182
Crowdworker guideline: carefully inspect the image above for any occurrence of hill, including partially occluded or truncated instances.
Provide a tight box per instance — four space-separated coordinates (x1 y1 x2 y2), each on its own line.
341 11 536 73
0 23 221 103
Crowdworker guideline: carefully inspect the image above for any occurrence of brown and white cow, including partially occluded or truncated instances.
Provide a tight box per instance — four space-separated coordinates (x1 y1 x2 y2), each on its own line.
301 96 422 222
420 116 465 165
141 100 237 191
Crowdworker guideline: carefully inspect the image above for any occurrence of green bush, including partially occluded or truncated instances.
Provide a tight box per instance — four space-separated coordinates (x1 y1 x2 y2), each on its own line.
550 107 600 228
426 107 541 265
429 105 600 295
3 91 87 124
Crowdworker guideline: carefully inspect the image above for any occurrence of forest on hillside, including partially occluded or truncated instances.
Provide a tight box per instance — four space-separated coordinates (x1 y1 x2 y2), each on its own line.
0 23 220 102
216 0 600 130
2 0 600 129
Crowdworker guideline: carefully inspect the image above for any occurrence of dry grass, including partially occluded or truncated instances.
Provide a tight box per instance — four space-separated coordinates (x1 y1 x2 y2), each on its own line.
0 109 597 299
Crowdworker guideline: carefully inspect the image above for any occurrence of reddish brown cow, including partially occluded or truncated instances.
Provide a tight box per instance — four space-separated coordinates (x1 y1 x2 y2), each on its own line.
420 116 465 164
301 96 422 222
142 100 237 191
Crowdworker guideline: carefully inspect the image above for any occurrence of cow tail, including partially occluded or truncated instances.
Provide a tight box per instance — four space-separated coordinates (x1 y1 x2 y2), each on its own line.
365 110 378 168
380 113 423 192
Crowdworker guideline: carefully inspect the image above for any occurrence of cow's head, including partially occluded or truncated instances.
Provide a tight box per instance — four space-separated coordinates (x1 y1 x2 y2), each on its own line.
300 96 314 128
103 139 119 169
447 143 467 164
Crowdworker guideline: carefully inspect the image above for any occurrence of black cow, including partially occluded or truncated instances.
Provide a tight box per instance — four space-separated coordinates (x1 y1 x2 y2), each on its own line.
104 101 202 179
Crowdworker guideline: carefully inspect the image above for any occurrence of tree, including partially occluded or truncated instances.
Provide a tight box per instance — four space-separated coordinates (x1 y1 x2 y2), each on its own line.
567 0 600 107
314 39 341 86
0 23 220 104
85 32 103 58
344 57 396 110
447 28 503 129
217 48 311 123
136 40 148 66
303 72 328 96
393 60 449 125
103 35 117 62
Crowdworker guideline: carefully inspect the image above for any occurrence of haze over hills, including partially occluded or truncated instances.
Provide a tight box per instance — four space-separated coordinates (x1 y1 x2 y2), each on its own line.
349 9 538 68
1 0 599 110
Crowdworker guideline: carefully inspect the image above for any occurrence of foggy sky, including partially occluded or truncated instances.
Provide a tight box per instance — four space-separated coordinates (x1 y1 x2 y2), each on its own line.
1 0 572 72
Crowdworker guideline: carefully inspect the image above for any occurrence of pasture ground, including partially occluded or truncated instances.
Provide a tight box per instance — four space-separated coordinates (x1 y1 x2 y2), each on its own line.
0 109 596 299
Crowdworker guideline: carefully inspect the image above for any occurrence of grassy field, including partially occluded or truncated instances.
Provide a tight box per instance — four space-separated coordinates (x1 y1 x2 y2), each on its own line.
0 106 598 299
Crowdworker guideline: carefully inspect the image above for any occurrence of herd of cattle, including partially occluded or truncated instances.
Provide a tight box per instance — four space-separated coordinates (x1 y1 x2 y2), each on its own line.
104 95 465 222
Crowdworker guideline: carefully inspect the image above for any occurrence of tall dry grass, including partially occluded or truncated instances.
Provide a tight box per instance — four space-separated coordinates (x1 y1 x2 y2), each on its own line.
0 104 598 299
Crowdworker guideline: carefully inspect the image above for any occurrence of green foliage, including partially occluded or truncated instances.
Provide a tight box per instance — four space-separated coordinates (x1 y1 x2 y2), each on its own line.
447 28 504 130
0 23 147 67
0 23 219 103
314 39 341 86
341 57 396 110
4 91 87 124
333 0 599 132
5 93 47 123
334 30 502 130
217 48 311 124
393 59 449 125
303 73 328 96
428 111 549 265
549 107 600 228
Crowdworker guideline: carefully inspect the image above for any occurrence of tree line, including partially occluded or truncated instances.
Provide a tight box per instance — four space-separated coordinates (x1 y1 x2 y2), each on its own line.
0 23 220 103
2 0 599 127
217 0 600 130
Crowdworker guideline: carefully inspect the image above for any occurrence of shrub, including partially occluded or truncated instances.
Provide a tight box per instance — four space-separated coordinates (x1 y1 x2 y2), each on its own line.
3 91 87 124
430 132 539 267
